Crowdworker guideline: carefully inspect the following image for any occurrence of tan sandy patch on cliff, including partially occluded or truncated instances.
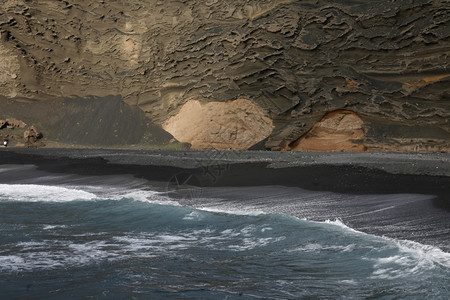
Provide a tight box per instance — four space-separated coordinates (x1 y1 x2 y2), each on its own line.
290 110 366 152
163 99 273 150
0 40 20 98
123 37 141 62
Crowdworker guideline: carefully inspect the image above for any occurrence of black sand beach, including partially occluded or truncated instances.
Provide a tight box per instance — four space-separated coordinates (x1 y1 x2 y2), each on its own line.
1 148 449 250
1 148 448 192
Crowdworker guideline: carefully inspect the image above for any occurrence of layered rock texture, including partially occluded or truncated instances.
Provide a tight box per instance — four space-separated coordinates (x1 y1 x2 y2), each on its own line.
0 0 449 151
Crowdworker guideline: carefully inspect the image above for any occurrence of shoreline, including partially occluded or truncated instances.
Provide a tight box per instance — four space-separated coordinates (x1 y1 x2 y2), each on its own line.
1 148 448 194
1 147 449 173
1 148 449 250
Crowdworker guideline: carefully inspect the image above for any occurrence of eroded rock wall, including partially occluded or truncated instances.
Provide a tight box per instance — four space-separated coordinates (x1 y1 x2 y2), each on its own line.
0 0 449 151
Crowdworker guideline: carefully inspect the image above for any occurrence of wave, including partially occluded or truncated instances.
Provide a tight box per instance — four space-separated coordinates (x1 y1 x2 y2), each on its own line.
0 183 180 206
196 206 266 216
1 182 449 273
321 218 450 271
1 208 448 277
0 190 449 300
0 184 97 202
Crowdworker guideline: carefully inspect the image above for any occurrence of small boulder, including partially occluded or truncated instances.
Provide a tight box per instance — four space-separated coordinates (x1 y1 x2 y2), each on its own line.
24 126 43 144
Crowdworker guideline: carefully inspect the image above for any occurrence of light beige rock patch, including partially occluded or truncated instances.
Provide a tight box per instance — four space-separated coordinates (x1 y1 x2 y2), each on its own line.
290 110 366 152
163 99 273 150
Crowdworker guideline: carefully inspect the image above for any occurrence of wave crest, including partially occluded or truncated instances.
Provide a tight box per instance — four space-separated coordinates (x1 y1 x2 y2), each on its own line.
0 184 97 202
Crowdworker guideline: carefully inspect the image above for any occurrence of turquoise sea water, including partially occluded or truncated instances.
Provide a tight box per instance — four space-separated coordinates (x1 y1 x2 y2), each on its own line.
0 166 449 299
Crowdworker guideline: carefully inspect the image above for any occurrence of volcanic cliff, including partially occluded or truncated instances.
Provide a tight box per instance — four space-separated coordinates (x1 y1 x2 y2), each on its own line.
0 0 449 151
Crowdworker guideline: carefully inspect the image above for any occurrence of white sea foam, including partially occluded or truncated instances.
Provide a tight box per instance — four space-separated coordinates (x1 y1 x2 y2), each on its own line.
323 218 364 234
339 279 358 285
261 227 273 233
77 185 180 206
1 234 199 272
396 240 450 268
0 183 180 206
291 243 356 253
183 211 205 221
117 190 180 206
228 236 286 251
43 224 68 230
368 238 450 280
0 236 162 271
298 217 450 280
197 206 266 216
317 219 450 279
0 184 97 202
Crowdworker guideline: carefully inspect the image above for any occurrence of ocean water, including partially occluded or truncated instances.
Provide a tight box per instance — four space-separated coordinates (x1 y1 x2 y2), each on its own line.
0 165 449 299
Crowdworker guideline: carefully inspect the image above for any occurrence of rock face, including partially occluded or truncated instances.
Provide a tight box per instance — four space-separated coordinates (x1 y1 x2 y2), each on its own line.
289 110 366 152
163 99 273 150
0 0 449 151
